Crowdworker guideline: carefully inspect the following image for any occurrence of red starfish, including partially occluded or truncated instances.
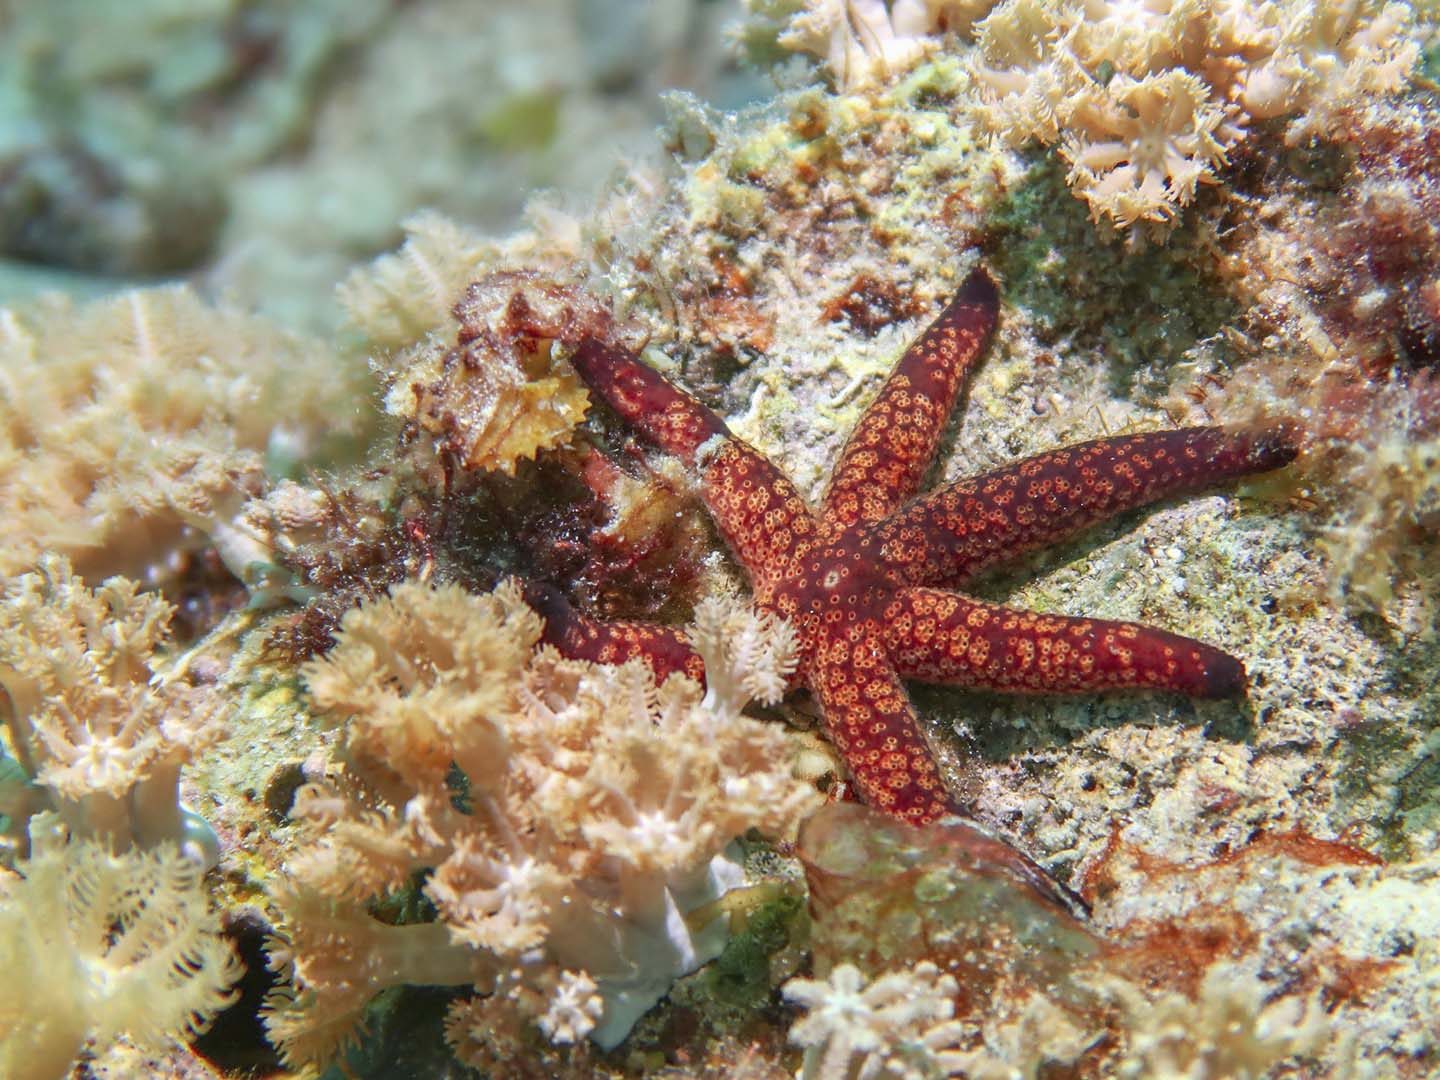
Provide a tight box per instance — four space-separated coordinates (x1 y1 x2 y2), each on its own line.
527 268 1293 864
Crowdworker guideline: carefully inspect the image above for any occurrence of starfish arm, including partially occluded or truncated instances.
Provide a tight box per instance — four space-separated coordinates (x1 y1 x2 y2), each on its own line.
810 621 1088 914
809 621 958 826
521 581 704 683
883 587 1246 697
569 339 728 465
569 338 819 587
872 425 1297 588
821 268 1000 531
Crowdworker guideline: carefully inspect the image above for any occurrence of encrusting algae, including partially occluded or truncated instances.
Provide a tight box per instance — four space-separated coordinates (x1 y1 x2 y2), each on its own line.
1 1 1439 1077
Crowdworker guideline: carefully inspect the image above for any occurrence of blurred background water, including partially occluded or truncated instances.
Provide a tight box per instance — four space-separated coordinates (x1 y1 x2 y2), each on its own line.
0 0 764 329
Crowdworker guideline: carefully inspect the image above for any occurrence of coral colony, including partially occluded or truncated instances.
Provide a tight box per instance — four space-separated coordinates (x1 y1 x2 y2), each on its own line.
2 2 1439 1079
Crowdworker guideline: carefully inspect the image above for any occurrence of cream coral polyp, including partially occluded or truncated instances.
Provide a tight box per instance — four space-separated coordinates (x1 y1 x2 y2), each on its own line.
0 820 240 1080
972 0 1420 236
0 555 225 863
0 286 369 586
265 578 821 1068
1061 70 1229 229
751 0 1420 238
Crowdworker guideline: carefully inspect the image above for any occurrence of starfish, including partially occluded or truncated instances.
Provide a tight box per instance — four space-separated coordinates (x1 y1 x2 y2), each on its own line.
527 268 1294 854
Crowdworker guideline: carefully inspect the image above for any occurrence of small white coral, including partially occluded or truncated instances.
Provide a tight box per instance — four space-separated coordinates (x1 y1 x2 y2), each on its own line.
1100 961 1329 1079
1062 70 1230 231
426 844 566 955
754 0 998 88
690 594 800 713
786 961 1102 1079
971 0 1079 144
784 961 969 1080
968 0 1421 237
1063 0 1212 75
752 0 1421 237
0 818 240 1080
1238 0 1419 141
538 970 605 1045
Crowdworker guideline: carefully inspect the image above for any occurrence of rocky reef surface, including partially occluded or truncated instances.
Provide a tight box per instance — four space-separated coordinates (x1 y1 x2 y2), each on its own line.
1 2 1438 1078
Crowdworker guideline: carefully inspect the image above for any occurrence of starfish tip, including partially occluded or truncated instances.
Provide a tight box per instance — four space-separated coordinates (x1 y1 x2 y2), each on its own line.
1198 651 1248 698
955 265 999 313
1247 420 1302 472
519 578 580 645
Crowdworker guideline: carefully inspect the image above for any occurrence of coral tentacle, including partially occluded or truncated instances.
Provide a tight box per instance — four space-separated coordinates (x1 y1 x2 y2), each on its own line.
822 269 1000 533
883 587 1246 698
873 425 1298 587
